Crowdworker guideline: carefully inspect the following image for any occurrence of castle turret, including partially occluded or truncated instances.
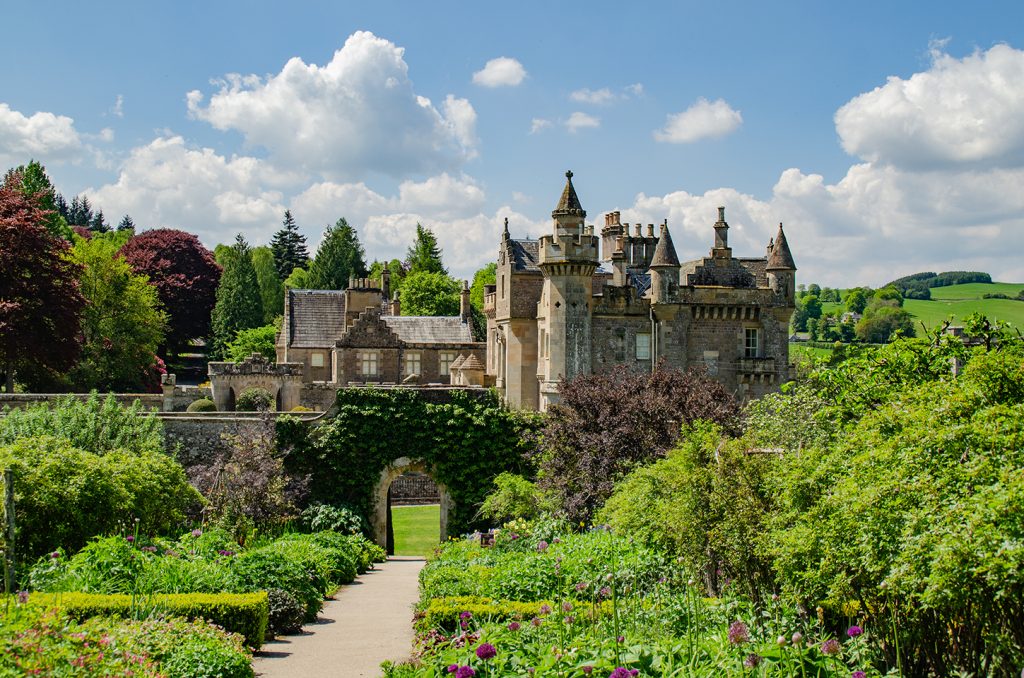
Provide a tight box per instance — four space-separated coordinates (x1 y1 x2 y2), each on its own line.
648 220 680 303
766 222 796 302
537 170 599 410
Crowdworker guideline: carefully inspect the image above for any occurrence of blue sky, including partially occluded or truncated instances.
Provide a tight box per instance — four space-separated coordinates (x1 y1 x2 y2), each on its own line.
3 1 1023 285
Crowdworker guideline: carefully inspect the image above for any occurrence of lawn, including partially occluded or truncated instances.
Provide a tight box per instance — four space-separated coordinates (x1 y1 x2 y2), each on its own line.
391 503 440 557
905 282 1024 329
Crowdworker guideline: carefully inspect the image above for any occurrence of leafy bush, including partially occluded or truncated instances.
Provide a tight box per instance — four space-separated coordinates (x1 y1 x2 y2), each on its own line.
300 502 366 535
266 587 305 636
233 549 323 622
187 398 217 412
0 437 202 559
21 591 268 648
0 391 164 455
236 387 273 411
161 632 254 678
227 324 278 363
478 472 549 524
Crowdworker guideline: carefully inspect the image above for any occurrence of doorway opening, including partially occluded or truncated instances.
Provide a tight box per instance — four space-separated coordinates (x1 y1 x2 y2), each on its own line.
387 472 440 556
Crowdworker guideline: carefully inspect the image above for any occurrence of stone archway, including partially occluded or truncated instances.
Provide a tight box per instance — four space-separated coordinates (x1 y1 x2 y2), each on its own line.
370 456 452 553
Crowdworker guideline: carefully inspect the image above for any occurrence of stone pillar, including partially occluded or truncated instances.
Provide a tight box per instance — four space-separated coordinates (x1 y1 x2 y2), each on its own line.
161 373 177 412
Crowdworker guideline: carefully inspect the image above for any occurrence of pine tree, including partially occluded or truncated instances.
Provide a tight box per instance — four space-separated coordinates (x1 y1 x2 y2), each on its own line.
210 234 263 359
307 217 367 290
89 209 109 233
117 215 136 232
405 223 446 275
270 210 309 279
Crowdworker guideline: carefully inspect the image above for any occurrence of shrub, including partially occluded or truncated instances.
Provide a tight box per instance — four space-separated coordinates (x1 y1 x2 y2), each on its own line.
22 591 268 649
0 437 202 559
417 595 609 632
290 405 313 412
0 391 164 455
478 472 549 524
161 632 254 678
187 398 217 413
300 503 365 535
266 587 305 636
232 549 322 622
236 387 273 411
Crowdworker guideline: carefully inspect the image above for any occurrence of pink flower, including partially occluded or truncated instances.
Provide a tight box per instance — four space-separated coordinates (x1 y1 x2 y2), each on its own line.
507 622 520 631
728 621 750 645
821 639 841 656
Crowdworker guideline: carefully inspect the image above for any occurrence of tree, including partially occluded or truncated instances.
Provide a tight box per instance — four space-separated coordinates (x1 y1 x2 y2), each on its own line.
307 217 367 290
116 214 135 232
369 258 407 296
406 223 446 275
227 324 279 362
0 183 84 391
792 294 822 332
118 228 222 358
270 210 309 279
874 285 904 306
68 233 168 391
845 287 869 314
855 305 915 343
469 263 497 312
252 246 284 323
401 271 461 316
89 209 109 233
284 266 311 290
66 195 93 227
210 234 263 359
2 161 72 239
539 364 741 525
807 283 821 297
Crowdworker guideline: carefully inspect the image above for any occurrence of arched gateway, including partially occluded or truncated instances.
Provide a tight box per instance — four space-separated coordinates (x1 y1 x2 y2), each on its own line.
370 457 453 553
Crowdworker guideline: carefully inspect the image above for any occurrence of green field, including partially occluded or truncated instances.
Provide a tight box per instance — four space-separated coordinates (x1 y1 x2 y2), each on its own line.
905 282 1024 329
392 503 440 557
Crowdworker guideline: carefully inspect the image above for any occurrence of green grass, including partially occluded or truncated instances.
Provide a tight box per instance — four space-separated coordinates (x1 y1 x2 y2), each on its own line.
392 504 440 557
790 344 833 364
904 282 1024 330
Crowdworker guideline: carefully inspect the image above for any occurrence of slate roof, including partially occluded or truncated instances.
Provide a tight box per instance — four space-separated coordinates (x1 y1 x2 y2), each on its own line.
737 258 769 286
628 271 651 297
552 170 586 218
381 316 474 345
766 223 797 270
286 290 347 348
649 223 681 267
509 239 541 272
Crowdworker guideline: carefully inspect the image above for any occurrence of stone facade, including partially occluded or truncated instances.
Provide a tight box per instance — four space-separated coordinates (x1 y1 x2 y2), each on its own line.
485 172 797 411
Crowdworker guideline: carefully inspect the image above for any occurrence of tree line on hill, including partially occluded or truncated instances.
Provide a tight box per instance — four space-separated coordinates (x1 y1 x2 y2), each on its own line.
0 159 495 393
793 283 915 344
884 270 993 299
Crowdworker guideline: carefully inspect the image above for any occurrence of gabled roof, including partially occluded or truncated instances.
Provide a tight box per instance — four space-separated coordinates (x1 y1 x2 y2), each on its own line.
286 289 347 348
649 223 680 268
552 170 586 218
509 239 541 272
766 223 796 270
381 316 475 345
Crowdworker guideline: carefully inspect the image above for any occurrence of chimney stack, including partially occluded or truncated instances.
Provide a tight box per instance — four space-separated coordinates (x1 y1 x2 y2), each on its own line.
460 280 471 322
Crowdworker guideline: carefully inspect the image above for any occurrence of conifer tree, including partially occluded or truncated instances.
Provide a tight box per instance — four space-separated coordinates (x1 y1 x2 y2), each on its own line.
210 234 263 359
89 209 109 233
307 217 367 290
270 210 309 279
2 161 72 239
405 223 446 275
117 215 136 232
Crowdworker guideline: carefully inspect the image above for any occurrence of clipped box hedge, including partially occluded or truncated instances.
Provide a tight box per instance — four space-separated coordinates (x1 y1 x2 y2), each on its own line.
24 591 268 649
418 595 612 632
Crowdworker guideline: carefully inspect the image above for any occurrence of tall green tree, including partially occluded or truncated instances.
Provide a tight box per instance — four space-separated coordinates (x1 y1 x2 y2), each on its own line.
469 263 497 312
270 210 309 279
284 266 311 290
401 271 461 316
210 234 263 359
252 246 285 323
0 182 84 391
2 161 72 239
369 258 407 297
405 223 446 275
116 214 135 232
69 233 167 391
307 217 367 290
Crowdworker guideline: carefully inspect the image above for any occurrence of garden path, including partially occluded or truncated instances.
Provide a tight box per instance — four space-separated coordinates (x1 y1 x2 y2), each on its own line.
254 556 425 678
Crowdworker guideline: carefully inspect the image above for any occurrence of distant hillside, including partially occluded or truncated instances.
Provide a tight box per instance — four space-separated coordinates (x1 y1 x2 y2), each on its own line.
904 282 1024 329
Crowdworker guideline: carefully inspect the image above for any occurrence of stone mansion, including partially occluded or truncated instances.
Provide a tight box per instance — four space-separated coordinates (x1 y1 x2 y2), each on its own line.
214 170 795 413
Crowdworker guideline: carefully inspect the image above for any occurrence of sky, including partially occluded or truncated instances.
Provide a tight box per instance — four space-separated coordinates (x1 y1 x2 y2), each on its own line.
2 1 1023 286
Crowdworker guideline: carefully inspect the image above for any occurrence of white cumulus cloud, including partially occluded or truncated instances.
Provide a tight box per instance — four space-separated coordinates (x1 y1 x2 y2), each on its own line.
472 57 527 88
653 97 743 143
185 31 477 179
570 87 616 105
835 44 1024 168
565 112 600 133
530 118 552 134
0 103 83 166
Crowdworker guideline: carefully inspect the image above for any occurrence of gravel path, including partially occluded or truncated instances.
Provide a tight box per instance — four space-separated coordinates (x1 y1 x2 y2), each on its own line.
254 556 425 678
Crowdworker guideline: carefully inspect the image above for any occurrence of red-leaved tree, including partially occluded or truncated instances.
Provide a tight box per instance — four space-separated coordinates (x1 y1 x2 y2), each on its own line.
539 363 741 525
0 184 85 391
119 228 221 357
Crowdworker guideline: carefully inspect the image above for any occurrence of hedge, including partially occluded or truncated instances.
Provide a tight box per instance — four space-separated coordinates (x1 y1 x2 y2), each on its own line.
417 595 611 632
21 592 268 649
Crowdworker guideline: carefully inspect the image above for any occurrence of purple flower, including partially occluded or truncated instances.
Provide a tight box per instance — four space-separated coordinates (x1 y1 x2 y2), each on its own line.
476 642 497 660
821 639 841 656
50 552 60 559
447 665 458 674
744 654 763 668
562 601 573 612
507 621 520 631
531 617 541 627
537 541 548 552
616 635 625 644
460 611 472 620
539 604 552 615
126 535 135 542
852 673 866 678
791 631 804 645
609 670 632 678
847 625 863 638
582 667 593 675
728 621 750 645
142 546 157 553
191 528 202 537
16 591 28 604
460 621 468 629
552 537 561 543
456 666 476 678
599 586 611 599
509 533 519 540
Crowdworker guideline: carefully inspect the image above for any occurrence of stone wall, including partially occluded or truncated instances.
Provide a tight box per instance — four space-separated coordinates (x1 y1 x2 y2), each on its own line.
158 411 324 469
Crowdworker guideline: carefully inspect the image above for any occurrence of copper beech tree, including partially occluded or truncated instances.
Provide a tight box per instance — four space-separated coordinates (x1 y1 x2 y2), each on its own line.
0 183 85 391
539 363 741 525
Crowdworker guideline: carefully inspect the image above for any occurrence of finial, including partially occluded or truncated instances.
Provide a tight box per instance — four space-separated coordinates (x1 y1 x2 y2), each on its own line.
502 216 510 239
566 170 573 180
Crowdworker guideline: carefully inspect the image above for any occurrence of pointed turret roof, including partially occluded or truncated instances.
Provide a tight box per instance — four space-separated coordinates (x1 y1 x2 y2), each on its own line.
552 170 586 218
766 223 796 270
649 222 680 268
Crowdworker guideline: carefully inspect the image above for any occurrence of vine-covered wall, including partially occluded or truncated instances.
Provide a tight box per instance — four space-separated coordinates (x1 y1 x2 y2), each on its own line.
277 388 542 536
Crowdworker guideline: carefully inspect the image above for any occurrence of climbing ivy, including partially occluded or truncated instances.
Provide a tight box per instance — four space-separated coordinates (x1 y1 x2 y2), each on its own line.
277 389 541 536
